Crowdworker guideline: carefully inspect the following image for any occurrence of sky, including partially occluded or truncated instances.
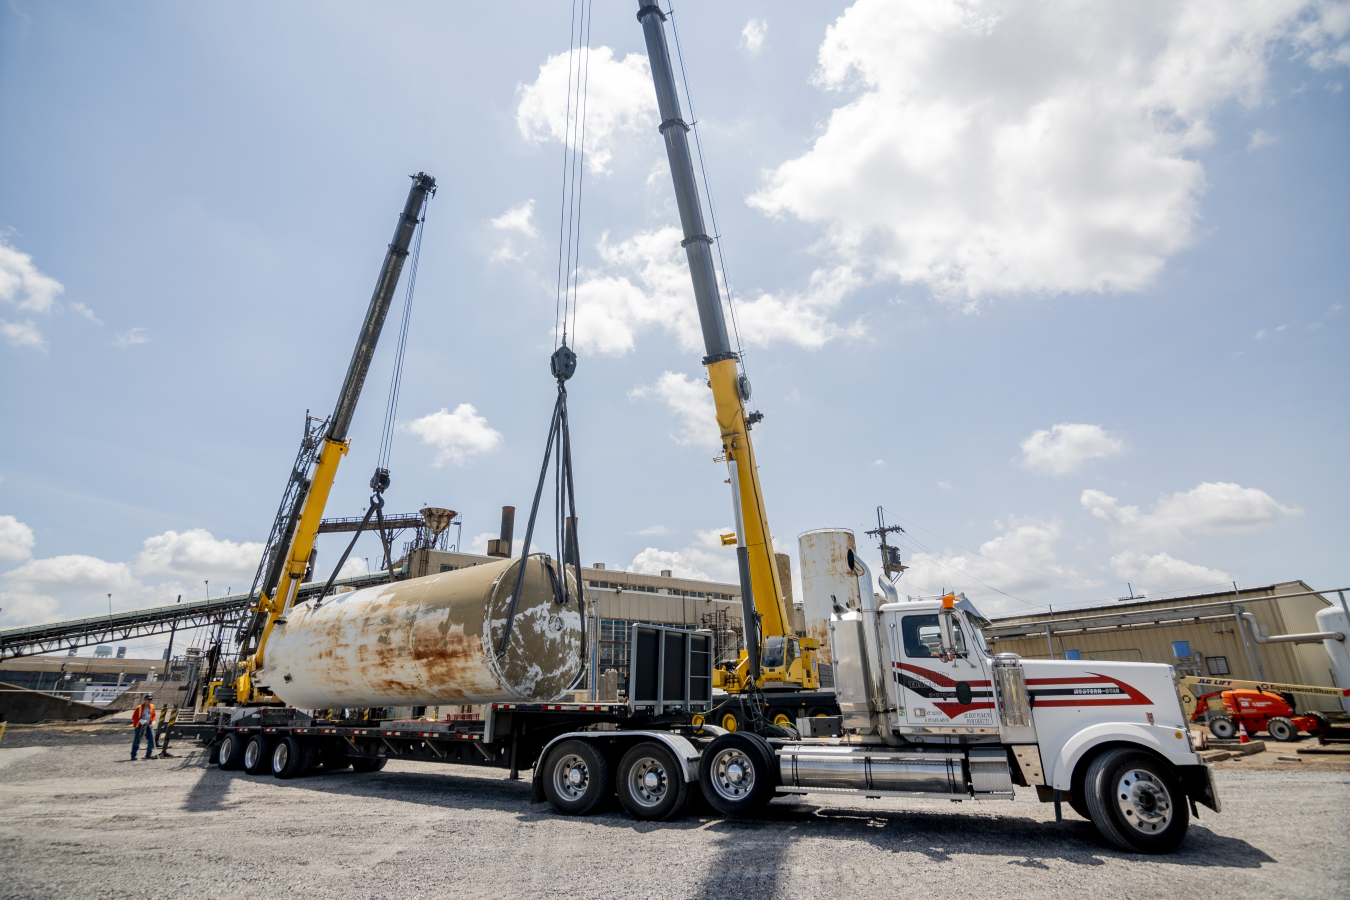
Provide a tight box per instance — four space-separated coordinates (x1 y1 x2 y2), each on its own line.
1 0 1347 657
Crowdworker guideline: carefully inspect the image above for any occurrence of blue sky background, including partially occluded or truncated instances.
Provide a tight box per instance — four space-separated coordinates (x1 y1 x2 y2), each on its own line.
1 1 1346 654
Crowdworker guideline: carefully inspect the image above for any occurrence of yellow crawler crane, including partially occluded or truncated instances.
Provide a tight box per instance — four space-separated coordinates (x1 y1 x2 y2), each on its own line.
637 2 817 695
231 173 436 705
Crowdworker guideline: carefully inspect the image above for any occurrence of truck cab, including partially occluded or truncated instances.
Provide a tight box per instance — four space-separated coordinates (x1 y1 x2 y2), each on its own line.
767 540 1222 853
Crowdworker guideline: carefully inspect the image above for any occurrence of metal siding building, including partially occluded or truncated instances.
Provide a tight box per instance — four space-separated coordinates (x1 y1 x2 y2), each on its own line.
985 581 1342 689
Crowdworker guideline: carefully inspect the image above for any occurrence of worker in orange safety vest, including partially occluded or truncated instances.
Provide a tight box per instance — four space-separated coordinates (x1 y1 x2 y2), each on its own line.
130 694 157 760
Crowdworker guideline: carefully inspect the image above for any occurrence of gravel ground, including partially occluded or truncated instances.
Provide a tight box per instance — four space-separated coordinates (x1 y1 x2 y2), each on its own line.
1 725 1347 900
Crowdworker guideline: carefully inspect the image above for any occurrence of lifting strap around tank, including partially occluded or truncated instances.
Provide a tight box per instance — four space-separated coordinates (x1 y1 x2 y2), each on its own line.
497 345 584 656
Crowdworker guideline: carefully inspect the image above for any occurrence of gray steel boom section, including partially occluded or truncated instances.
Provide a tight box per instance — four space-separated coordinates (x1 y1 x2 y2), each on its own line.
636 0 732 361
327 172 436 442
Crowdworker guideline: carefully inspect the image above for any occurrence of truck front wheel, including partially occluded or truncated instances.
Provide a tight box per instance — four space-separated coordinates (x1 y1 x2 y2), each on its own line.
1083 748 1189 854
616 742 689 821
699 733 776 817
542 740 610 816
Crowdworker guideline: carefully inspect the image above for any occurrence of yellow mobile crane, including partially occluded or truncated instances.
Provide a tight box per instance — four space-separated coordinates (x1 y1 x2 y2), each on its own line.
636 3 818 701
230 173 436 705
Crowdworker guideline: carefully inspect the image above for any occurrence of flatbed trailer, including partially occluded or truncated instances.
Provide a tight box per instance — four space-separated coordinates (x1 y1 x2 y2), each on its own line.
169 699 707 782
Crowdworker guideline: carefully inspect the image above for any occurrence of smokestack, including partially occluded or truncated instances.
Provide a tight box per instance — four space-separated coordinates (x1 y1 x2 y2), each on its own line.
487 506 515 558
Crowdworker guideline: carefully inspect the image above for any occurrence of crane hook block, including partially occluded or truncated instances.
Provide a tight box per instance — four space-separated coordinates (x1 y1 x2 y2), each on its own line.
551 345 578 383
369 467 391 494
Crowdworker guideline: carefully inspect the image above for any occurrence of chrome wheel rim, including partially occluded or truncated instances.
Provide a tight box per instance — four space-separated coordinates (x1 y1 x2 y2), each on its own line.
244 740 261 770
709 748 755 801
219 737 234 764
1116 768 1173 834
627 756 669 808
553 754 589 802
272 742 289 773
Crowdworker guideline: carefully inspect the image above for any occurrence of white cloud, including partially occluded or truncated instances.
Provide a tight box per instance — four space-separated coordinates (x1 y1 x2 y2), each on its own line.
937 481 953 490
1248 128 1277 149
492 199 537 237
1082 481 1302 548
133 529 263 582
403 404 505 466
0 236 63 313
629 371 720 452
336 557 368 579
490 200 537 262
1109 550 1231 591
0 515 36 563
629 526 739 583
741 19 768 55
115 327 149 347
634 525 671 536
0 528 274 626
1019 423 1125 475
1 319 46 350
898 518 1077 612
749 0 1350 303
69 302 102 325
571 227 856 355
516 46 657 173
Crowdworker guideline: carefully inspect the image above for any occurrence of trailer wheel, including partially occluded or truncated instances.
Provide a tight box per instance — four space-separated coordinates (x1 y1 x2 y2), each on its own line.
1083 748 1189 854
616 742 689 821
542 740 610 816
242 734 272 776
699 733 776 817
1208 716 1236 740
271 737 308 779
217 733 243 770
1266 717 1298 742
351 757 387 773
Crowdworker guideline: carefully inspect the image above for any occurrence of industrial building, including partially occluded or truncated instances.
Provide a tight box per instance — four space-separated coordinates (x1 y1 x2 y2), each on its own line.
985 580 1343 689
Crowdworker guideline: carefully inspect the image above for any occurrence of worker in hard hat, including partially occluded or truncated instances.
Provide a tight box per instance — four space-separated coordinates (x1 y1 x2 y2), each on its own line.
130 694 157 760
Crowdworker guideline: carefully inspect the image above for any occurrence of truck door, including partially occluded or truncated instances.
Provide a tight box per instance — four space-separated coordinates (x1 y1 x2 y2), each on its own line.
894 612 996 728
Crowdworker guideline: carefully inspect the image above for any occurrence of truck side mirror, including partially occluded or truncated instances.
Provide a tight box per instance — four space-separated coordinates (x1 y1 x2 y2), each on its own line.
938 595 958 662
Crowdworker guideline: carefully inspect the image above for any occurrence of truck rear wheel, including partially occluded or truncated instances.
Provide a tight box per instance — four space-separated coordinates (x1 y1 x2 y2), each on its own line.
216 733 243 770
271 737 308 779
616 742 689 821
1208 717 1236 740
542 740 609 816
1266 717 1297 742
242 734 273 775
699 733 776 817
1083 748 1189 854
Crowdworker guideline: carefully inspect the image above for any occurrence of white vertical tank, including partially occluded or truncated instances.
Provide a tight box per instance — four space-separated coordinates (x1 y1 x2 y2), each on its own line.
798 529 860 667
1316 605 1350 713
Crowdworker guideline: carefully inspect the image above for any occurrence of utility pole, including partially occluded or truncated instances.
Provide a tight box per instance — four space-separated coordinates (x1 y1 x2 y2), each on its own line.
865 507 907 579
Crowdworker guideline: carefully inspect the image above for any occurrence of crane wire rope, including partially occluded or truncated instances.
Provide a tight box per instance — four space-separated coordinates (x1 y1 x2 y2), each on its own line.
376 194 430 472
499 4 593 660
668 6 750 381
554 0 593 351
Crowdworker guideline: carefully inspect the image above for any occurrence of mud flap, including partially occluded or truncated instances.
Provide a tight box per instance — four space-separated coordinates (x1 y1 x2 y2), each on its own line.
1177 763 1221 813
530 766 546 804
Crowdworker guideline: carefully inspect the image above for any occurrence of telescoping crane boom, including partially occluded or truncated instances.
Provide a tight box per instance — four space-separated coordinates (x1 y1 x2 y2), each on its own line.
232 172 436 705
636 2 817 693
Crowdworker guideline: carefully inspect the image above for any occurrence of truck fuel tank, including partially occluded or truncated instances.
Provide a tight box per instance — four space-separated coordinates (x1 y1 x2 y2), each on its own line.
260 555 583 708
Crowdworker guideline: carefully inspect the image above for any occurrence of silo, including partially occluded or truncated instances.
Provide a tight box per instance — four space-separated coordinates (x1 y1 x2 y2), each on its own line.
797 529 860 667
259 555 582 709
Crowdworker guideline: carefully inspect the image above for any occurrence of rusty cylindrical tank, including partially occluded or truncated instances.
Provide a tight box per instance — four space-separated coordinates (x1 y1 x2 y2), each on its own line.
797 529 860 667
259 555 582 709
